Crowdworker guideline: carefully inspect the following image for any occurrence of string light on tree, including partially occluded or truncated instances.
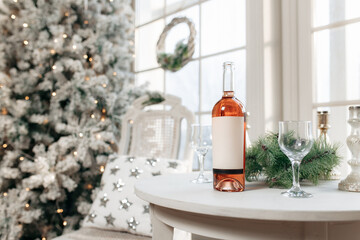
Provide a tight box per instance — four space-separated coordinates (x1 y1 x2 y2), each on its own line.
23 40 29 45
85 76 90 81
84 20 89 25
90 113 95 119
50 49 56 55
83 54 88 59
3 192 7 197
52 65 56 70
63 221 67 226
10 14 16 19
25 96 29 100
1 107 8 115
102 83 107 88
94 100 98 104
25 203 30 210
54 38 58 43
79 132 84 138
56 209 64 213
100 165 105 173
72 45 77 50
64 11 69 17
3 143 8 149
113 72 117 76
62 34 67 39
88 57 93 62
25 188 30 191
51 92 56 97
19 156 24 161
23 23 28 28
41 237 46 240
73 151 77 156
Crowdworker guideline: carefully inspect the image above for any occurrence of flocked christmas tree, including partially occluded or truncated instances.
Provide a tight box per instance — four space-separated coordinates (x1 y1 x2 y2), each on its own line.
0 0 143 239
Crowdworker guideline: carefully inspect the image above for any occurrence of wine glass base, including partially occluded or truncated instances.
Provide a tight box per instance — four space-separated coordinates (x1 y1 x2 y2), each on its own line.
281 189 313 198
191 175 212 184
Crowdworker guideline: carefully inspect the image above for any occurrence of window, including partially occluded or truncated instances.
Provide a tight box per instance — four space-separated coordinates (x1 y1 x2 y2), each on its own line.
134 0 247 169
293 0 360 176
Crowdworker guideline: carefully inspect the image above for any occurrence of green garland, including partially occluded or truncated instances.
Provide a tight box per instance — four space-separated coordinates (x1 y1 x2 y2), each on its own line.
157 41 189 72
245 132 341 188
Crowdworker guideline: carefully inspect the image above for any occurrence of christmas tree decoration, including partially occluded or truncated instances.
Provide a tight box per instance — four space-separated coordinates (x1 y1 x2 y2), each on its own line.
245 132 341 188
0 0 144 238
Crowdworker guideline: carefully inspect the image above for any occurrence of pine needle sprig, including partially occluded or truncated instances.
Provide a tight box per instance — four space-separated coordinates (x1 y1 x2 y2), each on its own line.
245 132 341 188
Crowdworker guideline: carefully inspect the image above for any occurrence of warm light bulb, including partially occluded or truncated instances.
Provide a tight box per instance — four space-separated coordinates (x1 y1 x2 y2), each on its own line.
23 40 29 45
23 23 28 28
83 54 88 59
73 151 77 156
54 39 58 43
64 12 69 17
3 144 8 148
102 83 107 88
72 45 77 50
84 20 89 25
25 203 30 208
52 65 56 70
42 237 46 240
62 34 67 39
56 209 64 213
10 14 16 19
94 100 98 104
63 221 67 226
100 116 105 122
90 114 95 119
3 192 7 196
50 49 56 55
100 165 105 173
96 134 101 140
25 96 29 100
51 92 56 97
19 156 24 161
43 119 49 124
102 108 106 113
85 76 90 81
25 188 30 191
13 0 18 2
109 0 113 2
88 57 93 62
113 72 117 76
79 132 84 138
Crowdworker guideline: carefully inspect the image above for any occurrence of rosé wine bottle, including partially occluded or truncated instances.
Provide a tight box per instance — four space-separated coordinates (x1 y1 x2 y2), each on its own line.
212 62 246 192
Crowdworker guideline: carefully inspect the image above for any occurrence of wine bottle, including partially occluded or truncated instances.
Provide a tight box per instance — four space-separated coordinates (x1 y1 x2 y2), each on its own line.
212 62 246 192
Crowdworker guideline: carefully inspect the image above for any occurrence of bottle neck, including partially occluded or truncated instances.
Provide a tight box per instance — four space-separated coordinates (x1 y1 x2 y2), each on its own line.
223 63 234 96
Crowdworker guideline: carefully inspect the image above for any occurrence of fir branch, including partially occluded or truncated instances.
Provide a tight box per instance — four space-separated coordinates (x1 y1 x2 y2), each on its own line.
245 132 341 188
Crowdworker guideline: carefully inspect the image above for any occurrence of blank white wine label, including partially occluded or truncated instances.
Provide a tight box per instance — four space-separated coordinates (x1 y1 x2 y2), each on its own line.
212 116 244 169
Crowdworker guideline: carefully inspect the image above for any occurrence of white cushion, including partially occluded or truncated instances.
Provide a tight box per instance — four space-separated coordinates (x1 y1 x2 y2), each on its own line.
82 155 189 237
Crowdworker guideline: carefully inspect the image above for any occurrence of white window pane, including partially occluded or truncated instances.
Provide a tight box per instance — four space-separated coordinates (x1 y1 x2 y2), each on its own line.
313 23 360 103
313 0 360 28
136 0 164 26
135 20 164 72
166 0 199 14
165 5 200 58
201 0 246 56
165 61 199 112
135 69 164 92
201 50 246 112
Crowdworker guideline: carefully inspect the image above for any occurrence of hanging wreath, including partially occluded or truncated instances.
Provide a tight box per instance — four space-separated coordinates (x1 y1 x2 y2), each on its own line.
156 17 196 72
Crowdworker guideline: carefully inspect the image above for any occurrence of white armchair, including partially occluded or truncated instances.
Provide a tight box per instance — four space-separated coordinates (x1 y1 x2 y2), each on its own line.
54 94 194 240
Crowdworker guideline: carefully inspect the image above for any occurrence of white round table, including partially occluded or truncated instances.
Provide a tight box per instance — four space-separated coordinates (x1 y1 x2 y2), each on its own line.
135 173 360 240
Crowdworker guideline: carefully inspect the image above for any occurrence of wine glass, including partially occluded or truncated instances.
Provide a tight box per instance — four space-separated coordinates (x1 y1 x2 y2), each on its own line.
191 124 212 183
278 121 314 198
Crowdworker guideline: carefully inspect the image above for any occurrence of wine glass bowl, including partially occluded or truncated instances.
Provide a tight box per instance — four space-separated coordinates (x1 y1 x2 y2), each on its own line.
278 121 314 198
191 124 212 183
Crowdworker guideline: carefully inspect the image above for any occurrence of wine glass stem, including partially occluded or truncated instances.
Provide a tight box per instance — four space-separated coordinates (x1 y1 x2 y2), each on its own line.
198 153 205 177
292 161 301 189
